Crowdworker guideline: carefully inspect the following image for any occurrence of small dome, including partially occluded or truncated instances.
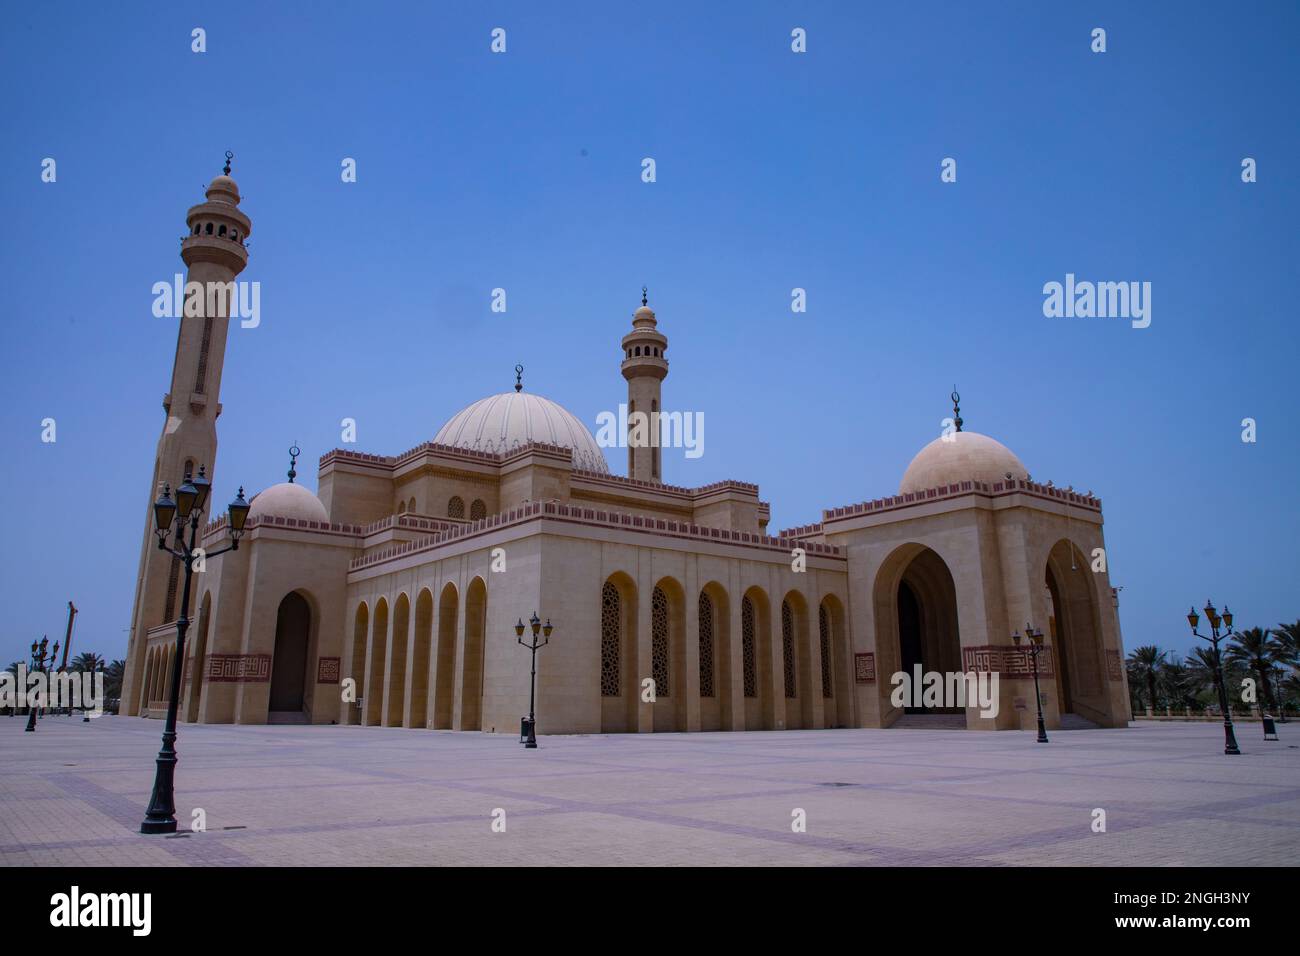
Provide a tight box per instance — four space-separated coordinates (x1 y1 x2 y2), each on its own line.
205 175 241 205
248 482 329 523
899 431 1028 493
434 391 609 473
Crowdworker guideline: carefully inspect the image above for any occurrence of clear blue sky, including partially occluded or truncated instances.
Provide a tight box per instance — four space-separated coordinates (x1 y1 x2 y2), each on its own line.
2 1 1296 669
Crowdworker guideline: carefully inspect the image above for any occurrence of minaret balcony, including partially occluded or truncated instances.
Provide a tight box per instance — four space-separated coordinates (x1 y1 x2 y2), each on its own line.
181 234 249 273
620 356 668 381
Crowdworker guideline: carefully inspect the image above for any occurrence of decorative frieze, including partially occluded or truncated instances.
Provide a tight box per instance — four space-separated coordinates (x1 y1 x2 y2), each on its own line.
961 644 1055 679
854 652 876 683
205 654 272 683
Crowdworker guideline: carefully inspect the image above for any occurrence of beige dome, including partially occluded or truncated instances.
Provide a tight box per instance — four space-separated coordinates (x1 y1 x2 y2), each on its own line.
205 175 240 205
899 431 1028 493
435 391 609 473
248 482 329 523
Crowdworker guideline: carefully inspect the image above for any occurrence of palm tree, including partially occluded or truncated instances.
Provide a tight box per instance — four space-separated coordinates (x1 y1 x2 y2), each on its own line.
1159 658 1196 713
1186 646 1228 713
103 659 125 702
70 651 105 673
1274 620 1300 666
1225 627 1283 714
1127 645 1167 713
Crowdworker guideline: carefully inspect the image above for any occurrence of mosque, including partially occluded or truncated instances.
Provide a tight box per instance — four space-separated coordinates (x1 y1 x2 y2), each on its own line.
120 162 1132 734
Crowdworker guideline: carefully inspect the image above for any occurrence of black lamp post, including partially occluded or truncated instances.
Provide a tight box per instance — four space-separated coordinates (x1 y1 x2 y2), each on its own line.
1012 625 1049 743
515 612 552 749
140 466 249 834
24 637 58 732
1186 601 1241 755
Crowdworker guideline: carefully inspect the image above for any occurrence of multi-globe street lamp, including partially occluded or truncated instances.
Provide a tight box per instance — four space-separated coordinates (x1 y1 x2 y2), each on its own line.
24 636 58 732
140 466 250 834
1012 625 1049 743
1186 600 1241 756
514 612 553 749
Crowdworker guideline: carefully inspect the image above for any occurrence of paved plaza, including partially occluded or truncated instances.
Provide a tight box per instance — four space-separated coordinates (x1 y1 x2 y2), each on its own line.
1 716 1296 866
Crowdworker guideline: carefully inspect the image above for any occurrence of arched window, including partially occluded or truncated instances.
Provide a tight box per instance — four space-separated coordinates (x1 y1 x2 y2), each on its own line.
781 600 796 698
193 224 201 235
742 596 757 698
635 346 642 356
397 501 406 514
408 496 416 513
819 605 834 698
600 582 620 697
652 586 670 697
654 348 659 356
447 496 465 519
205 222 213 235
218 224 227 237
626 349 631 358
470 499 486 521
698 592 715 698
231 231 239 241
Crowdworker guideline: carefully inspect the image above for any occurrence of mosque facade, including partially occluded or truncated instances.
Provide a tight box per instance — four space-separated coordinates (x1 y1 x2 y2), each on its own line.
120 165 1132 734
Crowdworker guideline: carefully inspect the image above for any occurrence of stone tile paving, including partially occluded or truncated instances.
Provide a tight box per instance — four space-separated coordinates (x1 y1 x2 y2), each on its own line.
1 714 1296 866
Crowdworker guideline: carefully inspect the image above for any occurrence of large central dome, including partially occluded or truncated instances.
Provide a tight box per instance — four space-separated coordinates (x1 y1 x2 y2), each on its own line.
434 391 609 473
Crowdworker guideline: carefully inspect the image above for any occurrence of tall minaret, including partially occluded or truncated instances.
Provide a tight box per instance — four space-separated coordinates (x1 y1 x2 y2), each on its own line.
621 287 668 482
120 154 252 716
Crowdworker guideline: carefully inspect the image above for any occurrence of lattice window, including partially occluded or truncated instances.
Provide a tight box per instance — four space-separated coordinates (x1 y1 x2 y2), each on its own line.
447 496 465 519
698 592 715 698
652 587 670 697
600 582 620 697
741 596 757 698
819 604 833 698
781 600 796 699
469 499 486 521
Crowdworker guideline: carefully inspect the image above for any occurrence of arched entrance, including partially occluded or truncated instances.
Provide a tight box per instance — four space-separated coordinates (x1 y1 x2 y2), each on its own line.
348 602 369 725
651 577 687 732
269 591 312 715
600 573 637 733
741 587 774 729
433 583 457 729
874 545 962 716
458 577 487 731
1045 540 1106 721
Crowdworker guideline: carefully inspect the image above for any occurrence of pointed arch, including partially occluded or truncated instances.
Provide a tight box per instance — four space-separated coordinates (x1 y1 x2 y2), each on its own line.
651 576 686 732
366 597 389 725
386 592 411 726
781 590 812 729
600 571 638 733
459 577 487 730
470 499 486 521
742 586 774 729
409 588 433 728
348 602 369 725
432 583 458 729
872 544 961 718
447 496 465 519
1046 538 1106 720
697 581 732 732
270 590 312 715
819 594 850 728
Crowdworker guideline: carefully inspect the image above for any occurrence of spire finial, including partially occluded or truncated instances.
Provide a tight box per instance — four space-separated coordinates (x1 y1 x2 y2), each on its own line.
288 443 300 483
950 387 963 432
223 150 233 176
514 364 524 393
641 285 648 307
